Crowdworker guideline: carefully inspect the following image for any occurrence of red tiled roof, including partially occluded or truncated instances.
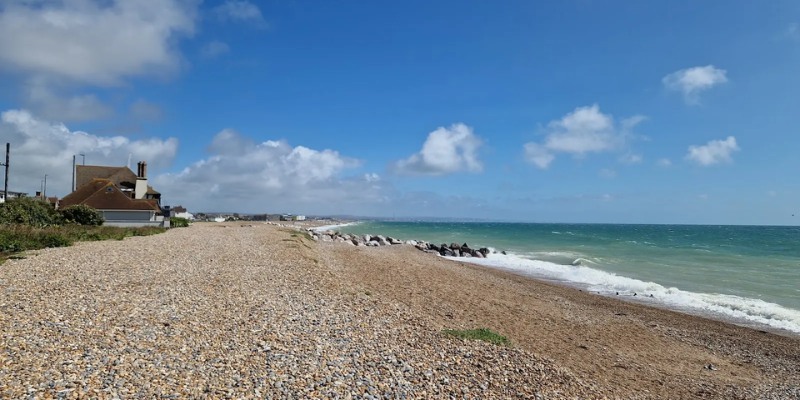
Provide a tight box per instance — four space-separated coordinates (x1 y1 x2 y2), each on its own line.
76 165 138 189
60 179 159 211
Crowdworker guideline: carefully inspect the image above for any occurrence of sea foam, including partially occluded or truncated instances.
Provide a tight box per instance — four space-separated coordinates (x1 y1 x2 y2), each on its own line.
312 221 361 232
455 251 800 334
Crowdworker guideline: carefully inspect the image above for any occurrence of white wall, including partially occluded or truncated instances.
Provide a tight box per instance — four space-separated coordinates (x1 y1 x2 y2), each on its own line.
135 178 148 200
174 212 194 220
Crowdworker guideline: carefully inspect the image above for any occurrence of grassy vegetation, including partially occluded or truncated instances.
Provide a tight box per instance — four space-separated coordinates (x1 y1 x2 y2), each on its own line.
281 228 313 242
0 197 168 264
0 224 165 264
170 217 190 228
278 228 313 250
443 328 511 346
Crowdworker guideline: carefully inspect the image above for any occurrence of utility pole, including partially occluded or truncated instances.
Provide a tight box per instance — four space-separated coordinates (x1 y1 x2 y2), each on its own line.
43 174 48 199
1 143 8 201
72 155 76 192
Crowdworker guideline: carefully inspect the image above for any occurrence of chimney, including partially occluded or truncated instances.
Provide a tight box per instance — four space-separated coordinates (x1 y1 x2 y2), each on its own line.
135 160 148 199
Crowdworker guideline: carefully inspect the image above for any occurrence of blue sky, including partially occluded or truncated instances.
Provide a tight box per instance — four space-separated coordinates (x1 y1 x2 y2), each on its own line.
1 0 799 224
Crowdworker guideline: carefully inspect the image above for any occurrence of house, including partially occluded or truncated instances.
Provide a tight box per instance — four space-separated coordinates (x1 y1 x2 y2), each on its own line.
61 161 168 228
75 162 161 207
0 190 28 203
171 205 194 220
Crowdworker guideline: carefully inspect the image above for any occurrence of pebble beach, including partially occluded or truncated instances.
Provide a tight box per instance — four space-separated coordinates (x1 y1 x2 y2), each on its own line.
1 223 798 399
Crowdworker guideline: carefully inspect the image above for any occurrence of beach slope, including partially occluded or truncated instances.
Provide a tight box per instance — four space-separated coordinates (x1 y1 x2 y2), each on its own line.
0 223 797 398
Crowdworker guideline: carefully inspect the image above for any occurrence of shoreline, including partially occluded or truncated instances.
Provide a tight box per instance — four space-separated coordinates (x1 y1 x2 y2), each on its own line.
1 222 798 398
472 260 800 339
320 235 800 398
318 224 800 338
461 257 800 339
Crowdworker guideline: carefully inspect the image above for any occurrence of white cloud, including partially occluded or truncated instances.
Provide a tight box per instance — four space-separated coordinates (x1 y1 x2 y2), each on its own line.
364 173 381 183
394 123 483 175
214 1 265 26
523 104 642 169
657 158 672 167
0 0 197 86
621 115 647 131
663 65 728 104
686 136 739 166
0 0 198 121
201 40 230 58
0 109 178 196
24 79 112 122
208 128 253 155
153 129 388 214
543 104 616 154
523 143 555 169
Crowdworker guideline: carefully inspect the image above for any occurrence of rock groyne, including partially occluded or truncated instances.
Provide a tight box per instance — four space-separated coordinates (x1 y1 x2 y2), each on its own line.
309 229 496 259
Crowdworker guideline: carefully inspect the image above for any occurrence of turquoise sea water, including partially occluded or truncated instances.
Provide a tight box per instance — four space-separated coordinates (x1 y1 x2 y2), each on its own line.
332 221 800 335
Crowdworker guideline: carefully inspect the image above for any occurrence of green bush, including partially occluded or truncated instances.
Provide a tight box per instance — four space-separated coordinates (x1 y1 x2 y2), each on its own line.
59 204 104 226
0 197 61 227
170 217 190 228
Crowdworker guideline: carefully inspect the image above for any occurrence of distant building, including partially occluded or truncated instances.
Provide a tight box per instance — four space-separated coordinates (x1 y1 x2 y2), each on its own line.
278 214 305 221
0 191 28 203
171 205 194 220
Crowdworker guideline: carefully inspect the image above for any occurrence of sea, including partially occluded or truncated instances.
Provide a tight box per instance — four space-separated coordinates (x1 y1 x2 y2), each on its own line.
329 221 800 336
